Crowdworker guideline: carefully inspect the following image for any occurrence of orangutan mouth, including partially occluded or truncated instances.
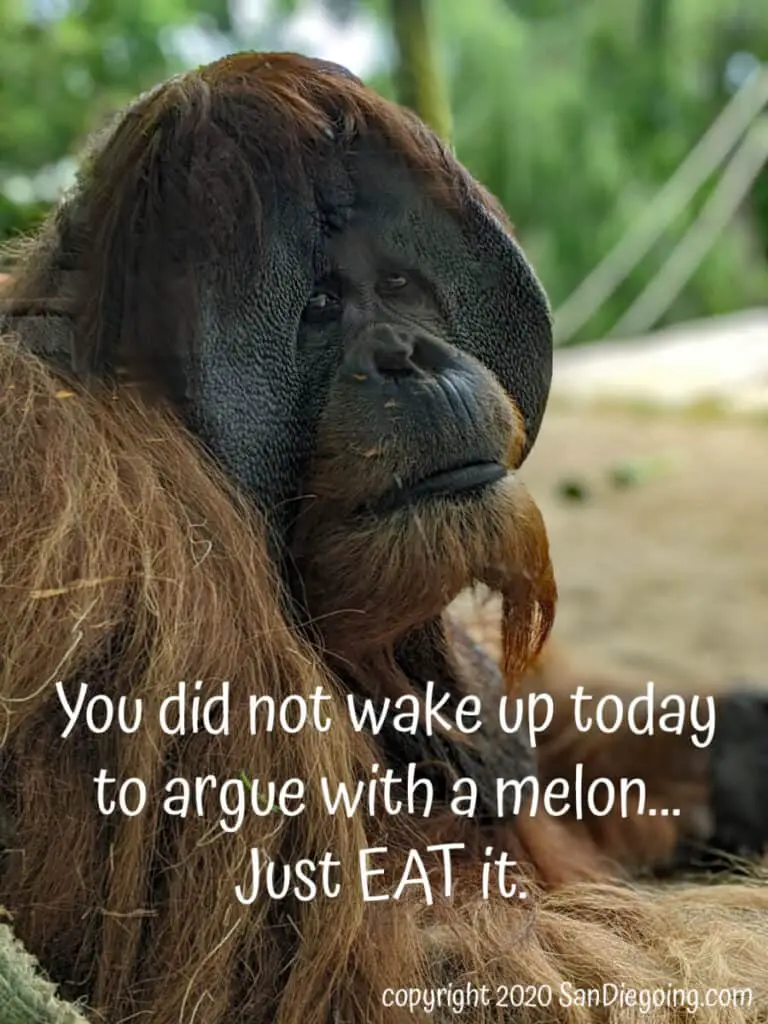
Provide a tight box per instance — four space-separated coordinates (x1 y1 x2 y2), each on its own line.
378 460 507 512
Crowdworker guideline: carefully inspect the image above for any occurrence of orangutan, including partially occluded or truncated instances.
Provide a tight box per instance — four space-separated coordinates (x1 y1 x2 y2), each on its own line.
0 51 766 1024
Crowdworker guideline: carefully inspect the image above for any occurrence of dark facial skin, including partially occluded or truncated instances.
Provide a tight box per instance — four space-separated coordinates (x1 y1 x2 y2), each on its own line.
297 221 513 514
5 61 552 548
2 52 552 540
185 133 552 536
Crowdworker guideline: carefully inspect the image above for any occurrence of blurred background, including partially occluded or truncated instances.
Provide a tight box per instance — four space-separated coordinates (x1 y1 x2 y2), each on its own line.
0 0 766 685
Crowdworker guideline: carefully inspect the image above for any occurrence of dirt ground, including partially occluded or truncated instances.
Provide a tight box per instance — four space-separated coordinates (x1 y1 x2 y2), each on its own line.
516 401 768 691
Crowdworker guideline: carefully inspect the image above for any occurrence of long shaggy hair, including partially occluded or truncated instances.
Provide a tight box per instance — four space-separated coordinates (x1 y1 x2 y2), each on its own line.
1 52 768 1024
3 332 768 1024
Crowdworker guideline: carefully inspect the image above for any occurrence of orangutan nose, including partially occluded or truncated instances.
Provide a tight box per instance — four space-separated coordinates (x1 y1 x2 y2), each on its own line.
342 325 454 381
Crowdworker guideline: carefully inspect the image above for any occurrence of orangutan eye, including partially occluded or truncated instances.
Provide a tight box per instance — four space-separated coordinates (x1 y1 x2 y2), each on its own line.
303 283 342 323
378 273 409 295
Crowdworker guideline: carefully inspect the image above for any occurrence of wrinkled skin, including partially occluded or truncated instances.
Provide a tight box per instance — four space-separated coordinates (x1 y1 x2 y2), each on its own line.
190 141 552 534
98 71 552 530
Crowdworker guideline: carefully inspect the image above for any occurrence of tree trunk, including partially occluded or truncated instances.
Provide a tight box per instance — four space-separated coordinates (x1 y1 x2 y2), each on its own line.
389 0 452 142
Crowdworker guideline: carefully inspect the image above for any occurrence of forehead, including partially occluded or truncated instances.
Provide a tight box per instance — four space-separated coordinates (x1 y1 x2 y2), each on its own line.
325 211 426 272
343 137 449 217
322 150 467 263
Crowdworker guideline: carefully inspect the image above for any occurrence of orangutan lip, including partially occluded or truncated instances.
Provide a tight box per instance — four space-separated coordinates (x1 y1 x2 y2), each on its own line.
409 461 507 498
373 461 507 513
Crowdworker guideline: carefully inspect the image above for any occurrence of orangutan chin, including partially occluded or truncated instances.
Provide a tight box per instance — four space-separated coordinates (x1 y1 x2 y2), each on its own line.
0 50 767 1024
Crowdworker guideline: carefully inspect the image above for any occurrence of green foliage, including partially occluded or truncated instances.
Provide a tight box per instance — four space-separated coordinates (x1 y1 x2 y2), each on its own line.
390 0 452 141
0 194 47 245
0 0 766 342
432 0 768 340
0 0 219 174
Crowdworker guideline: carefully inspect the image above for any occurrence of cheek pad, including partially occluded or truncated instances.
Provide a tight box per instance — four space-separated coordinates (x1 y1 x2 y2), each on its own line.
346 148 553 463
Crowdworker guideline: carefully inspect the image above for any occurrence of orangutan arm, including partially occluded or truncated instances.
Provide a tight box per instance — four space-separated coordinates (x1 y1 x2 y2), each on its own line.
452 592 768 875
526 651 768 871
